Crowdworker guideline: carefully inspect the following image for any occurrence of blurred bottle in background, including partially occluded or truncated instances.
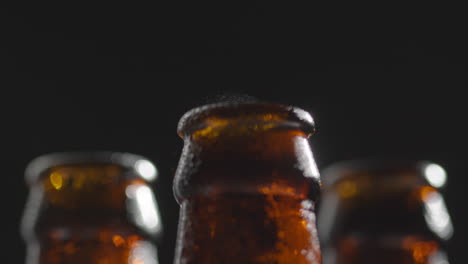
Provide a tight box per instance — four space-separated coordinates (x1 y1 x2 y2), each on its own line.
173 102 322 264
318 159 453 264
21 152 162 264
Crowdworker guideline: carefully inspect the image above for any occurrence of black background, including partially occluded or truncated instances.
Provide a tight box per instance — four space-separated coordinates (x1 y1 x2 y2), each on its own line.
1 2 466 263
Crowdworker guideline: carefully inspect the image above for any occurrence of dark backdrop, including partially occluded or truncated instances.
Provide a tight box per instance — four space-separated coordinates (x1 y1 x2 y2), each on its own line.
1 2 466 263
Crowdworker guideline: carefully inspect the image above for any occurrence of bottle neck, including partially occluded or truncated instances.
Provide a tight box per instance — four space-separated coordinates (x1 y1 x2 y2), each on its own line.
174 193 321 264
174 107 321 264
22 163 162 264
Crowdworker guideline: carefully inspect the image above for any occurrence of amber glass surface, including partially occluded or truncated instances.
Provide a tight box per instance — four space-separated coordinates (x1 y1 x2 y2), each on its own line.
173 103 321 264
22 153 160 264
318 160 452 264
323 236 444 264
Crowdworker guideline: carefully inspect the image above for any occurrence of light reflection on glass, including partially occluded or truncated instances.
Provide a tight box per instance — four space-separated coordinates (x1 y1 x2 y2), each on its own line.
423 191 453 240
321 247 337 264
424 163 447 188
126 185 162 235
316 192 339 244
293 137 319 179
50 172 63 190
129 241 159 264
21 186 44 242
428 251 449 264
135 160 158 181
291 107 314 127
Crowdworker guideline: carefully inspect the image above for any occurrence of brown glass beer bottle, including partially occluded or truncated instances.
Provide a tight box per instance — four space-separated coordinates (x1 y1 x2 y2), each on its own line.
21 152 162 264
173 102 322 264
318 159 453 264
